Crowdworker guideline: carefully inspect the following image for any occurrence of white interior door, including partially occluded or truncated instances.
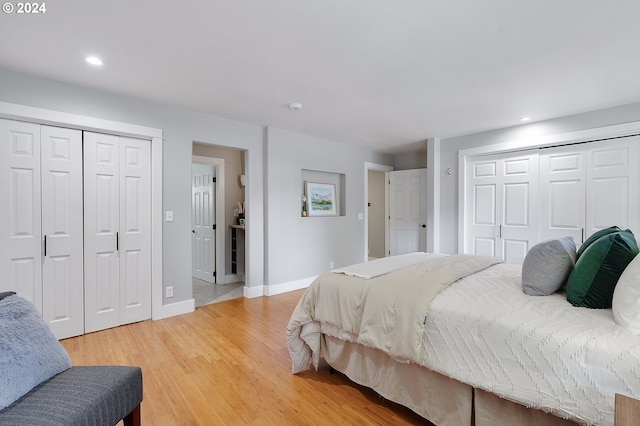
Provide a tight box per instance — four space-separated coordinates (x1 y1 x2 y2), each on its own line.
41 125 84 338
465 154 500 258
192 164 216 283
84 132 120 332
84 132 151 332
119 137 151 325
539 144 586 244
500 153 539 264
465 151 538 264
0 119 42 310
586 138 640 237
388 169 427 255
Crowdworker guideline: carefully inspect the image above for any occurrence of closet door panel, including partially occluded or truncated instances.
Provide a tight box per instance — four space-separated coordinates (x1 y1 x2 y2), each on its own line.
0 119 42 310
41 126 84 338
539 145 586 243
500 152 539 264
119 137 151 324
84 132 120 333
587 138 640 236
465 155 500 257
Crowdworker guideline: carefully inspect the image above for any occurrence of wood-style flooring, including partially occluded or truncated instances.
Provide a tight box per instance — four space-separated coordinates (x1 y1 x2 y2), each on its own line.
61 289 431 425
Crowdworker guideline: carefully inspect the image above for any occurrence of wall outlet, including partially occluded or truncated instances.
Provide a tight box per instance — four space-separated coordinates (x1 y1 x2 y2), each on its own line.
165 210 174 222
329 261 334 269
166 286 174 298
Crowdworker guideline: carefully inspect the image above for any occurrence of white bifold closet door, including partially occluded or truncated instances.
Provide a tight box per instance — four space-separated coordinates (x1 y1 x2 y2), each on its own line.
465 150 539 264
539 138 640 243
84 132 151 333
0 119 84 339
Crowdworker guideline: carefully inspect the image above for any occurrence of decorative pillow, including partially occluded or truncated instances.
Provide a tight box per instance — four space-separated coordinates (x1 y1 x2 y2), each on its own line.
522 237 576 296
567 229 639 308
612 254 640 334
0 294 72 410
576 226 621 259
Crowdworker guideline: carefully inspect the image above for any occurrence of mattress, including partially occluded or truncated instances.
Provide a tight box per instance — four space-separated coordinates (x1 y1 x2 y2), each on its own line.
422 263 640 426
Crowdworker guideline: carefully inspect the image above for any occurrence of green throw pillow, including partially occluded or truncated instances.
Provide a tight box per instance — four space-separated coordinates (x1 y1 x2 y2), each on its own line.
567 229 639 308
576 226 621 259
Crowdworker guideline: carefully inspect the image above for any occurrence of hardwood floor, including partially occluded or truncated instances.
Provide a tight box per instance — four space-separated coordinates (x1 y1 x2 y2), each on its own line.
61 290 432 425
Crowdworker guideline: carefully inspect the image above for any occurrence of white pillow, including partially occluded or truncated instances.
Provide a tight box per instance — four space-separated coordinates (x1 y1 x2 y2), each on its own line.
522 237 576 296
612 254 640 334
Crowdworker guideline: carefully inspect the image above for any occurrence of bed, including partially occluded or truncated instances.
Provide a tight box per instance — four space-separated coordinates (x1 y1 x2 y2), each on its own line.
286 251 640 426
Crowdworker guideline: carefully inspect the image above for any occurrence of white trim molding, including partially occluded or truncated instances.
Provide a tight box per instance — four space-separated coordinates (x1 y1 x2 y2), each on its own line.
264 276 317 296
426 138 441 253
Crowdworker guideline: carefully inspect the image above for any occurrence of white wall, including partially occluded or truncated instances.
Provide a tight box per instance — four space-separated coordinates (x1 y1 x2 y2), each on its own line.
438 102 640 254
264 127 393 289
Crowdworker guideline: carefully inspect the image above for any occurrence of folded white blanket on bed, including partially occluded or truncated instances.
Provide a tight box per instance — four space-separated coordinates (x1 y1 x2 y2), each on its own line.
330 252 446 279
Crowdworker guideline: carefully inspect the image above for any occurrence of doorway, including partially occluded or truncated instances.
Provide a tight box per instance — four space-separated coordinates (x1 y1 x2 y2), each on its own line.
365 162 393 261
191 144 245 307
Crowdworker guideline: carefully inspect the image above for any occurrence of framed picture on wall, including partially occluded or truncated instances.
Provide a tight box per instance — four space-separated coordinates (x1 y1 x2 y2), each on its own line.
305 181 337 216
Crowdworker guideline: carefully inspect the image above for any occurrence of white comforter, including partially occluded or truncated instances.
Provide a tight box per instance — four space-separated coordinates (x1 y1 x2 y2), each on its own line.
424 263 640 426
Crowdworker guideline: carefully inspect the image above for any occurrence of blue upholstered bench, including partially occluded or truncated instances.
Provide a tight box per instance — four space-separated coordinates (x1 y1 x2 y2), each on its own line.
0 292 143 426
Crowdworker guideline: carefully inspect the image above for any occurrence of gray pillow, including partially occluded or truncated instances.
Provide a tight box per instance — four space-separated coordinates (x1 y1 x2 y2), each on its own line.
0 294 72 410
522 237 576 296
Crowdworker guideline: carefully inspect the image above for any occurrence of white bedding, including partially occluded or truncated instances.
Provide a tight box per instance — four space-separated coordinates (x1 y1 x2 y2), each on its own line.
330 252 445 279
289 259 640 426
424 263 640 426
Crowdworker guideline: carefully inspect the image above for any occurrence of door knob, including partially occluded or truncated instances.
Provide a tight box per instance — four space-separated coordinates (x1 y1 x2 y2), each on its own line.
192 230 195 233
420 224 426 228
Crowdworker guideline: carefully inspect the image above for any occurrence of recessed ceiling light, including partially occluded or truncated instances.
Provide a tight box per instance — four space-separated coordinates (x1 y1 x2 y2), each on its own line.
288 103 303 110
519 116 532 122
85 56 104 66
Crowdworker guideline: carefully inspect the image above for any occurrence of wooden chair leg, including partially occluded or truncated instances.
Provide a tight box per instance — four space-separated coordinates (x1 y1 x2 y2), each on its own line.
123 404 141 426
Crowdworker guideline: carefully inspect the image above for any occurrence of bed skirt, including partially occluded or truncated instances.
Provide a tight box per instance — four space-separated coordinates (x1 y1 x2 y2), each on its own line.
322 335 578 426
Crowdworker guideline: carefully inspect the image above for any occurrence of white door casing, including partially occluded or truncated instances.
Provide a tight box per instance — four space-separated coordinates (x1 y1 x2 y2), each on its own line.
192 163 216 283
0 119 42 309
388 168 427 256
41 125 84 338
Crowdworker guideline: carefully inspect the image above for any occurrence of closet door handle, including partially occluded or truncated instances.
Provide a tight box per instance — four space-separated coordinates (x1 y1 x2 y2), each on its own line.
116 232 119 251
44 235 47 257
499 225 502 238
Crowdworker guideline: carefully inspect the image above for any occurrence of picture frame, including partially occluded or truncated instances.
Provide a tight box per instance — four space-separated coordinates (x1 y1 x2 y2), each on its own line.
305 181 337 216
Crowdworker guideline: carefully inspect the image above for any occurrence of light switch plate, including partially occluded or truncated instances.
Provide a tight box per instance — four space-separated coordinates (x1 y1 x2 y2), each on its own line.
166 211 174 222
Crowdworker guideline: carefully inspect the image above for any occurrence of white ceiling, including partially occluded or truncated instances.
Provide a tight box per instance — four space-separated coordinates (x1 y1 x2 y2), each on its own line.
2 1 640 154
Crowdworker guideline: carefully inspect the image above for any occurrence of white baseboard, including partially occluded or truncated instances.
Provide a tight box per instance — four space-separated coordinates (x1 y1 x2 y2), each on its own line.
244 285 264 298
264 276 316 296
153 298 195 320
